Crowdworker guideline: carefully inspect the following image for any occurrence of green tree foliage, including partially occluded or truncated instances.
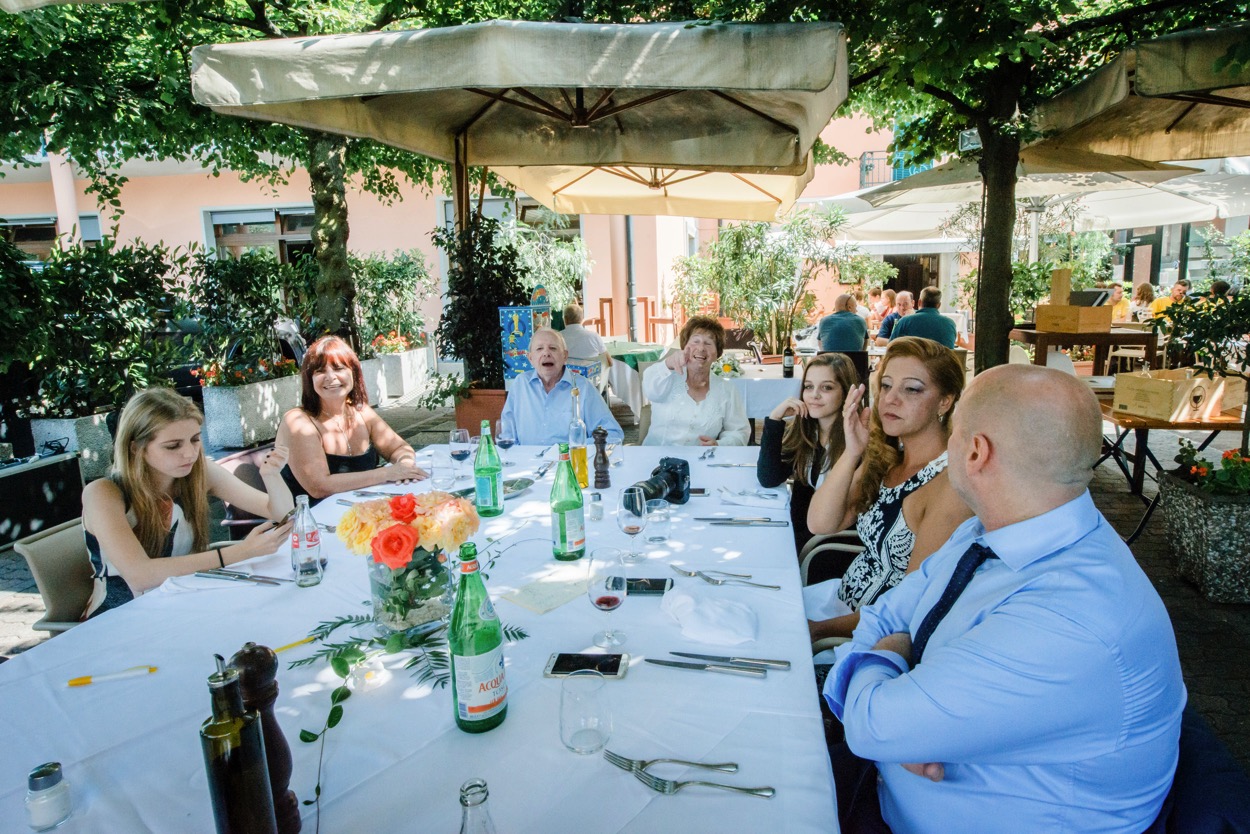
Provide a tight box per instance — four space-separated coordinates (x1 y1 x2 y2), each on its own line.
351 250 438 353
506 218 594 313
432 217 531 389
673 209 848 353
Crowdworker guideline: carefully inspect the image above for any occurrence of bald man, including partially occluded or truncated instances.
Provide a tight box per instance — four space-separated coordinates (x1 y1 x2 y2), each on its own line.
817 293 869 352
874 290 914 346
825 365 1184 834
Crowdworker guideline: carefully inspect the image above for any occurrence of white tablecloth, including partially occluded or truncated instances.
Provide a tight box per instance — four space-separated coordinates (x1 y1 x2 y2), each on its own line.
0 446 836 833
608 360 644 425
727 367 802 420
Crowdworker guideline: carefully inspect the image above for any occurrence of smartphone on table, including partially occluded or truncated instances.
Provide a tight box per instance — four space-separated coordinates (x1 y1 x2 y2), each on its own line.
625 578 673 596
544 652 630 679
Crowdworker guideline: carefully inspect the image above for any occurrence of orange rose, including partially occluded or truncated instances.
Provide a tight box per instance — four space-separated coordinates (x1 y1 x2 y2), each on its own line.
389 493 418 523
371 523 419 570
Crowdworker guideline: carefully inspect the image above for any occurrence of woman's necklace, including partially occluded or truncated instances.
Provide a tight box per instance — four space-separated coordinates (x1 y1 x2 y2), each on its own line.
324 412 355 455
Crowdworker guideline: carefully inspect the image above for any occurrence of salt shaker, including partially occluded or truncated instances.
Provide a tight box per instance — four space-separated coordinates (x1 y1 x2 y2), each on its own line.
588 492 604 521
25 762 72 831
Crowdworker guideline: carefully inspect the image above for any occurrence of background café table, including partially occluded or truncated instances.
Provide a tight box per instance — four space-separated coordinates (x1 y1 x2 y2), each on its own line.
606 342 667 425
1009 324 1159 374
0 445 837 833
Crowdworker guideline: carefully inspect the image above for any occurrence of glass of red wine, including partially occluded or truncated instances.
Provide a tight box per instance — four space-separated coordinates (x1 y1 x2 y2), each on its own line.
448 428 471 480
617 486 649 565
495 419 516 467
587 548 627 648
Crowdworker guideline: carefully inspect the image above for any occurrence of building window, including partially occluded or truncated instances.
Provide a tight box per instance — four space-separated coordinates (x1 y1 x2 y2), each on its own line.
1 215 103 263
210 207 314 263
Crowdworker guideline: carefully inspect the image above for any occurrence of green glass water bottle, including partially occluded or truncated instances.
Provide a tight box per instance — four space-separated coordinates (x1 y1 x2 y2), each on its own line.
449 543 508 733
473 420 504 517
550 442 586 561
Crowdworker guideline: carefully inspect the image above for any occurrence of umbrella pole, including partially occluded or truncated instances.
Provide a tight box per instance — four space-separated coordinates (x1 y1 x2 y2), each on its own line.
453 133 470 230
626 216 638 342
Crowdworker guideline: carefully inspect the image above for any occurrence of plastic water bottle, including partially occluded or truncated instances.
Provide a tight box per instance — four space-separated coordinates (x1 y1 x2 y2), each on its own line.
290 495 323 586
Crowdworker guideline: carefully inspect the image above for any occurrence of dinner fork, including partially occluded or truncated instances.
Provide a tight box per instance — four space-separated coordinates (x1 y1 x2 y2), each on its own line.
699 447 716 460
696 573 780 591
669 565 753 580
603 749 738 774
633 770 775 798
718 486 778 500
318 522 337 533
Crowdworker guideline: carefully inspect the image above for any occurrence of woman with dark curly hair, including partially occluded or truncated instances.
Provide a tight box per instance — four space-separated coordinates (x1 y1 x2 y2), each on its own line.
756 353 860 552
805 337 972 642
279 336 427 505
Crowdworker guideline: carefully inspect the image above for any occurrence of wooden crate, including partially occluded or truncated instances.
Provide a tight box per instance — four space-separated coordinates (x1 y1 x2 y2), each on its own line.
1034 304 1113 333
1112 368 1246 422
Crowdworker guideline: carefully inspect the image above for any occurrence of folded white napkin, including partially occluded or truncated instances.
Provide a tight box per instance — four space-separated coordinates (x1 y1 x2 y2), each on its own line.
660 585 758 646
719 489 790 510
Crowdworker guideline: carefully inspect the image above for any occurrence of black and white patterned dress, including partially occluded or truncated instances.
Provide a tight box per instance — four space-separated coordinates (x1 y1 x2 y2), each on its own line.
835 451 949 611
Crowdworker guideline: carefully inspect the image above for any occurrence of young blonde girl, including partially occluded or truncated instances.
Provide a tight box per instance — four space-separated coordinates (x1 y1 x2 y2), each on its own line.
82 388 293 618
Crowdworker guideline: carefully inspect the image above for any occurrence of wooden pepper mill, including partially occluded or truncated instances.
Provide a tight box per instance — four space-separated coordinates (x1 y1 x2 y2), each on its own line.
592 426 611 490
230 642 301 834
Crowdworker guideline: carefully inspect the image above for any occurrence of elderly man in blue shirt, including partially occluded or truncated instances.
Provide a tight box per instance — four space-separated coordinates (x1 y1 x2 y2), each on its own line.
500 327 623 447
826 364 1184 834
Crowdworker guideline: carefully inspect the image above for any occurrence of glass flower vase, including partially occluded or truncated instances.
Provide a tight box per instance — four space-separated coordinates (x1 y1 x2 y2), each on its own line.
368 547 452 638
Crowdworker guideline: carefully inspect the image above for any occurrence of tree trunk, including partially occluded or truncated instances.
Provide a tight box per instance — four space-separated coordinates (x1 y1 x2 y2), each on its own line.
307 131 357 348
972 126 1021 373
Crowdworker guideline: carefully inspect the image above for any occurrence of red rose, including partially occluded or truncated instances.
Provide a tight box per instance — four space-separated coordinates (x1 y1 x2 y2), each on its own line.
372 523 419 570
389 494 418 523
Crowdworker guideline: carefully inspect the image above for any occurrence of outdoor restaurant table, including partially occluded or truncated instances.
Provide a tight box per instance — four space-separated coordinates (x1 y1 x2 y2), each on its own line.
728 365 802 420
1097 399 1246 543
606 342 667 425
1009 324 1159 374
0 445 837 833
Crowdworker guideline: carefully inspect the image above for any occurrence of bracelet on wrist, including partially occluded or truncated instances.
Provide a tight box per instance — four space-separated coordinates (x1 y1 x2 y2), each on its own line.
215 547 225 569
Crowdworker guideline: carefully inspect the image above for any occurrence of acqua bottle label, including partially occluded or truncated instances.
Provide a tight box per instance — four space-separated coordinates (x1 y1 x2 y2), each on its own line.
452 648 507 722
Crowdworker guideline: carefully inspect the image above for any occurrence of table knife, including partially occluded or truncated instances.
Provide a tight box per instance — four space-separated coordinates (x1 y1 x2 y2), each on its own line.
353 490 396 498
209 568 293 584
644 658 767 678
670 652 791 670
707 463 756 468
194 571 281 587
694 517 771 523
709 520 789 527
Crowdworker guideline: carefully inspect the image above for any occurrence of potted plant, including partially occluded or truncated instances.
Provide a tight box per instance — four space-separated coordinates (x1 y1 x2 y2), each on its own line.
181 252 305 449
428 216 530 430
354 250 436 400
16 240 184 480
1155 292 1250 601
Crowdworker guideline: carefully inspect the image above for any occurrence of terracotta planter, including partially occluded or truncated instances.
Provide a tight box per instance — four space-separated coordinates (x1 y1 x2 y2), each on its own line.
31 413 113 481
359 357 388 405
203 374 302 449
379 347 432 399
455 388 508 433
1160 472 1250 603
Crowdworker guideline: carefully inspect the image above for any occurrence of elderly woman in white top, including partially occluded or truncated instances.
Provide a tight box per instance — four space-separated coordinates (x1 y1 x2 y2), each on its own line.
642 315 749 446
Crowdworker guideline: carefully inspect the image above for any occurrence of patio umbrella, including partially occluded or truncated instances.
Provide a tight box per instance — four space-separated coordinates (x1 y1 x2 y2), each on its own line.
190 20 848 227
493 158 815 221
1031 23 1250 162
822 156 1250 241
862 145 1196 208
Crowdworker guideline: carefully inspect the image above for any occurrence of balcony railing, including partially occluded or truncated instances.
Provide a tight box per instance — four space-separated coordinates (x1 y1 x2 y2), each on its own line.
859 152 932 189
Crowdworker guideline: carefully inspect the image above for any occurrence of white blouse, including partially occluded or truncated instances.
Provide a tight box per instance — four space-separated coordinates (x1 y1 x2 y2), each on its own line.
642 360 750 446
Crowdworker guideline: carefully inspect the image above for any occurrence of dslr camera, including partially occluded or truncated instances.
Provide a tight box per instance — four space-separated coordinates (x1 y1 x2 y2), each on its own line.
633 457 691 505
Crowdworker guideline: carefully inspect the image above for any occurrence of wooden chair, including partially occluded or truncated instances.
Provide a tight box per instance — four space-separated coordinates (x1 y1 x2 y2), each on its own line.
14 519 93 634
597 298 615 337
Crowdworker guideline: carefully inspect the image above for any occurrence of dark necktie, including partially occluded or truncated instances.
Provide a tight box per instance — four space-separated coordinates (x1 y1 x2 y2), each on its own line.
910 542 998 665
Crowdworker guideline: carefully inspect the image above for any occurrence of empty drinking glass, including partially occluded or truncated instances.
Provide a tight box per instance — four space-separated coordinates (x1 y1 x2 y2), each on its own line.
645 499 671 543
430 451 457 491
560 670 611 755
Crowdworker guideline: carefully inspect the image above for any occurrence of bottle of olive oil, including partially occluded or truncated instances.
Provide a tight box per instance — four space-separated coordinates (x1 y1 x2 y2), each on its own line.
200 655 278 834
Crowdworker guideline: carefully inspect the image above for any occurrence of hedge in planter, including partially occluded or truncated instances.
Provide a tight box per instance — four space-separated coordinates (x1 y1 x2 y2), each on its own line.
1161 471 1250 603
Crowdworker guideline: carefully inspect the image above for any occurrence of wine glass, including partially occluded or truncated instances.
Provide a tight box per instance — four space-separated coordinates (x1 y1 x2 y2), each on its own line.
494 419 516 467
448 428 471 480
587 549 627 648
616 487 649 565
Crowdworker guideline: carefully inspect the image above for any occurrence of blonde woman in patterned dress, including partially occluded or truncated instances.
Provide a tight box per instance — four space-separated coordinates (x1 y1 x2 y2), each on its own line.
805 337 972 643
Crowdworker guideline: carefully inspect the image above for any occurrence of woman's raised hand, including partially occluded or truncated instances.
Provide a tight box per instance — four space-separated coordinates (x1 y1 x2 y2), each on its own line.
769 397 807 422
259 444 289 478
664 346 689 372
842 383 871 458
236 518 294 562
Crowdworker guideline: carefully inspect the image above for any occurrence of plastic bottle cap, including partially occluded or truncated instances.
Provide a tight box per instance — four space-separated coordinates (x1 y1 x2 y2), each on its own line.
28 763 63 792
591 492 601 502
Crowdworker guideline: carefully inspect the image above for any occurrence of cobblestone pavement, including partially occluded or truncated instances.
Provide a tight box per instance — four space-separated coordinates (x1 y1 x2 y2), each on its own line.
2 396 1246 774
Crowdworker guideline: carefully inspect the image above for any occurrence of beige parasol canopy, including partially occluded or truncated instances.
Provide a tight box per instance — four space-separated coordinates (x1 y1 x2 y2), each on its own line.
862 145 1197 208
494 159 814 221
190 20 846 175
1031 23 1250 161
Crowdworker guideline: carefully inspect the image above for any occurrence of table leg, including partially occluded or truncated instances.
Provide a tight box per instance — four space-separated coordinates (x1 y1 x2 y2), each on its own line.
1130 427 1149 495
1032 335 1049 366
1093 344 1110 375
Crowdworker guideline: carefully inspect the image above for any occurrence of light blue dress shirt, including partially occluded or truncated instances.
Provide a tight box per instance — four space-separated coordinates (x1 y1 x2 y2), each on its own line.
499 368 624 447
826 491 1185 834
